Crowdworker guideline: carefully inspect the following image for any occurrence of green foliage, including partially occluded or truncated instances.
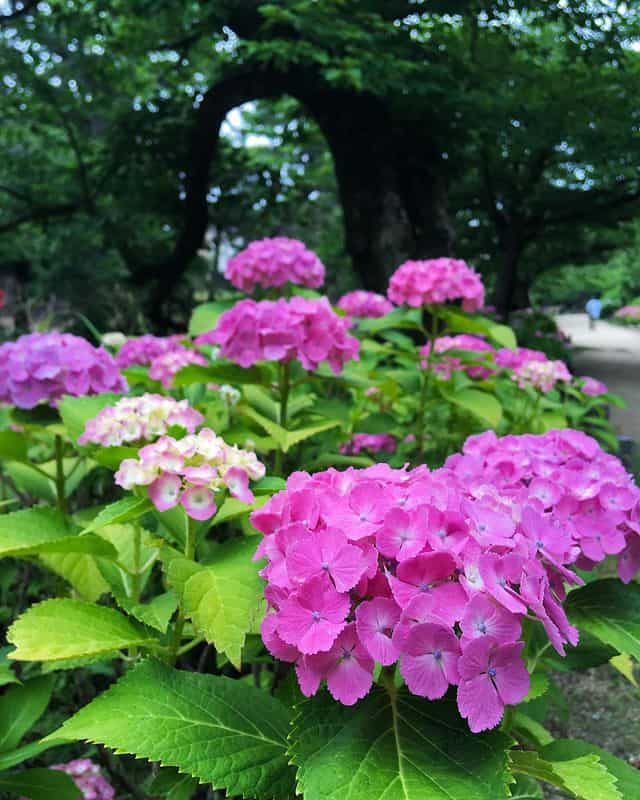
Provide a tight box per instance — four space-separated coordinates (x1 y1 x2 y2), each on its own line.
510 748 620 800
290 689 512 800
0 768 81 800
56 660 296 800
0 677 53 753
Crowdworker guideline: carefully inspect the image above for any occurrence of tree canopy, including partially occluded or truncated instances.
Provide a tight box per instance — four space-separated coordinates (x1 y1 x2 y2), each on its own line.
1 0 639 326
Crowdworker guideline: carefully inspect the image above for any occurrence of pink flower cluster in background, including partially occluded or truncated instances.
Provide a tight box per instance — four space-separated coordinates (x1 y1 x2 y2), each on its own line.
340 433 397 456
0 332 127 409
387 258 485 312
225 237 325 292
148 346 208 389
197 297 359 373
420 334 495 379
580 376 608 397
115 334 185 368
253 428 640 732
615 305 640 321
19 759 115 800
337 290 393 319
78 394 203 447
494 346 571 393
115 428 265 520
494 346 547 370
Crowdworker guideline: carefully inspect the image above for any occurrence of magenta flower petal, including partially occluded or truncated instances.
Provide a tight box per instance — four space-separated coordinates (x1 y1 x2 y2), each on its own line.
148 473 182 512
180 486 217 520
355 598 401 665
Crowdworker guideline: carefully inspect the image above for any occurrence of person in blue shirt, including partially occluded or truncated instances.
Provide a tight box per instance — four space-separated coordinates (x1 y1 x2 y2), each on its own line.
585 297 602 330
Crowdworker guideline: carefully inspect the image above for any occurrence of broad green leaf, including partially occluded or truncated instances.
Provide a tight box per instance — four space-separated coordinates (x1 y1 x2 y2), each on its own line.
57 393 122 444
178 538 264 668
565 579 640 661
290 689 512 800
353 412 398 434
0 508 116 558
0 739 63 773
252 476 286 495
115 591 177 633
510 749 620 800
356 307 423 334
7 599 158 661
5 458 96 503
307 452 374 470
444 388 502 427
188 301 235 336
95 524 160 597
0 430 28 462
0 768 81 800
92 445 139 470
0 677 53 752
282 420 340 452
39 552 108 601
610 654 637 686
0 648 18 688
174 362 270 387
239 405 340 452
512 711 554 748
509 775 544 799
542 740 640 800
147 767 199 800
522 674 549 703
540 629 617 673
82 496 153 533
54 660 295 800
537 412 568 432
211 495 270 526
243 385 280 422
486 321 517 350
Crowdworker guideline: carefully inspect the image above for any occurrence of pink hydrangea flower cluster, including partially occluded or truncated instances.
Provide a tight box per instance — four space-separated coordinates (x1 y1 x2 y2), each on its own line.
20 759 115 800
420 334 495 379
78 394 204 447
115 428 265 520
225 237 325 292
340 433 397 456
0 332 127 409
115 334 185 368
615 305 640 321
511 358 572 393
387 258 485 312
580 376 608 396
337 290 393 318
196 297 359 373
494 346 548 370
253 428 640 732
148 346 208 389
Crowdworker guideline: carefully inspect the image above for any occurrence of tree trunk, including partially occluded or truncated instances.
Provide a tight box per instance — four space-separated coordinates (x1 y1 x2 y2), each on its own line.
493 236 522 320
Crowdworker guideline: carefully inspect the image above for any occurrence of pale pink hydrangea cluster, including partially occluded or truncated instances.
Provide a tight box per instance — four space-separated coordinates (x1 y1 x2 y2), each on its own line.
148 346 208 389
387 258 485 311
494 346 548 370
615 305 640 321
580 376 608 396
337 290 393 319
253 428 640 732
115 428 265 520
420 334 495 379
340 433 397 456
225 237 325 292
78 394 204 447
0 332 127 409
115 334 185 368
196 297 359 373
494 347 571 393
20 759 114 800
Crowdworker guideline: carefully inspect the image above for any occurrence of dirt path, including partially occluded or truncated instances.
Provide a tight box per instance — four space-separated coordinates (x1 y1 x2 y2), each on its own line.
557 313 640 442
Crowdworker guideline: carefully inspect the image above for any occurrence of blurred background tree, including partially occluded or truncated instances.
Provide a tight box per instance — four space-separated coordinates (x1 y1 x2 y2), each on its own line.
0 0 638 330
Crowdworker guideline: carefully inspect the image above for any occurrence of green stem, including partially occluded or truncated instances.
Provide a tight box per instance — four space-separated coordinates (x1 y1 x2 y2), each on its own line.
414 308 440 466
131 523 142 604
54 434 67 515
168 516 197 664
274 361 291 476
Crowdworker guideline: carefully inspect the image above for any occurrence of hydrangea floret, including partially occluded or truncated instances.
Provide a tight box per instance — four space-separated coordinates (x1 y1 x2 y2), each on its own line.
580 376 608 396
225 237 325 292
115 334 185 368
19 759 114 800
387 258 485 311
0 332 127 409
614 304 640 321
340 433 397 456
78 394 204 447
495 346 572 393
115 428 265 520
196 296 359 373
253 429 640 732
148 346 208 389
420 334 495 379
337 290 393 319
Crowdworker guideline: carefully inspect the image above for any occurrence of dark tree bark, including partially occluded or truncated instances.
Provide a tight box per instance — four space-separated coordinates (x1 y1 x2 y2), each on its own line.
137 64 453 324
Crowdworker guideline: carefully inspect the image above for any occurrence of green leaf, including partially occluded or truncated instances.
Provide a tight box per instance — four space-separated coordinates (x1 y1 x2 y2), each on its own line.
38 552 108 601
486 322 517 350
509 775 544 799
443 388 502 427
565 579 640 661
211 495 270 527
7 599 158 661
542 740 640 800
5 459 96 503
82 496 153 533
188 301 235 336
0 508 116 558
54 660 295 800
512 711 554 748
522 674 549 703
0 768 81 800
0 430 28 462
354 412 398 434
537 411 568 432
252 476 286 495
173 362 270 387
0 648 18 688
176 538 264 668
92 445 139 470
609 654 637 686
115 591 177 633
57 394 122 444
356 307 423 334
147 767 199 800
290 689 512 800
510 748 621 800
0 677 53 752
239 405 340 452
